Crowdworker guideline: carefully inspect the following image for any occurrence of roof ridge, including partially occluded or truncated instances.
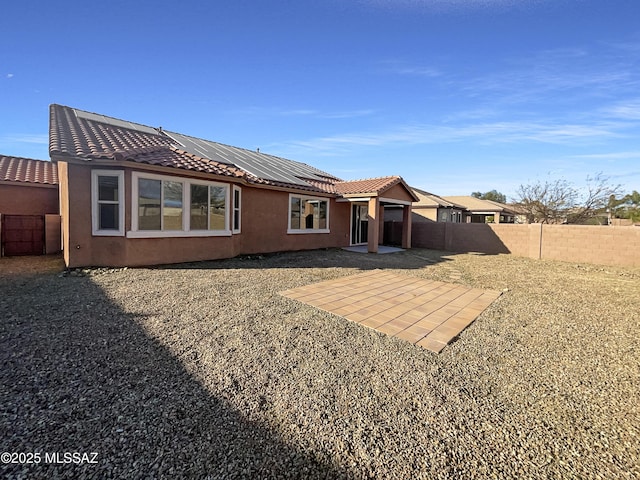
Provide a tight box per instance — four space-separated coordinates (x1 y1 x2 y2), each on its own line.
338 175 400 183
51 103 160 133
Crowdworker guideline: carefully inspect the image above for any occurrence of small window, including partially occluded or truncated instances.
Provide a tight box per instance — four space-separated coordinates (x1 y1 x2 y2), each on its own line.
232 186 241 233
288 194 330 233
138 178 162 230
290 197 301 230
92 170 125 236
163 181 183 230
209 186 226 230
190 184 208 230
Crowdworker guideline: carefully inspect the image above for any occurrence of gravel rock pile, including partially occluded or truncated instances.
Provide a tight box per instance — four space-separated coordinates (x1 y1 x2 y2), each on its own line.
1 249 638 479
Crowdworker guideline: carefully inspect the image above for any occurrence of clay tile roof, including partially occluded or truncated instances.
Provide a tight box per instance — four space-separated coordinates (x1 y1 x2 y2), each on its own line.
245 175 335 194
49 105 339 190
299 178 338 194
49 104 171 159
113 146 247 178
335 176 402 195
0 155 58 185
411 188 467 209
443 196 514 212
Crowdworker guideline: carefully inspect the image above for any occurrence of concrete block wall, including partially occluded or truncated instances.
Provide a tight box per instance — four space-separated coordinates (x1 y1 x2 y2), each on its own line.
412 222 445 249
443 223 509 254
541 225 640 267
489 224 542 259
404 221 640 268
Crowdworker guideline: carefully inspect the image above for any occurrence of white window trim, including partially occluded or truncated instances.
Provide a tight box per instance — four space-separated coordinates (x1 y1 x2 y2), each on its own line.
232 185 241 234
189 178 230 233
91 169 125 236
287 193 330 234
128 171 232 238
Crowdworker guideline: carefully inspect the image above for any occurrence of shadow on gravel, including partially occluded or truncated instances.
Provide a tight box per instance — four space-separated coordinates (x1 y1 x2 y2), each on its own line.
0 273 348 478
156 247 458 273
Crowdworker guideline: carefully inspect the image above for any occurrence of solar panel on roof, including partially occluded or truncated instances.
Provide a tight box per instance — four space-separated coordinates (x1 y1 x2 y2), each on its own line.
163 131 334 186
74 109 159 135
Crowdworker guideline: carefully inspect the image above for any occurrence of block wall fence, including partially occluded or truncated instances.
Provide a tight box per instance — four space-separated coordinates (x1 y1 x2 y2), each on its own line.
386 221 640 267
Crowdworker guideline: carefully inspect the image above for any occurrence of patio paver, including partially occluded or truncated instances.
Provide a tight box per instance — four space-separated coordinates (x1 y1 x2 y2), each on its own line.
280 270 501 353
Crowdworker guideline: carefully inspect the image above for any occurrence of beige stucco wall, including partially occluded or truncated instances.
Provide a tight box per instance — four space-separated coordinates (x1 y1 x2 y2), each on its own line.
412 207 437 222
383 184 415 203
0 183 59 215
58 161 71 266
238 187 351 255
62 162 353 267
45 214 62 254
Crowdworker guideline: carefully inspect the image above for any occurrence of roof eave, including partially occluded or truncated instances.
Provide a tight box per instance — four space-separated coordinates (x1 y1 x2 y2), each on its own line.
0 180 58 189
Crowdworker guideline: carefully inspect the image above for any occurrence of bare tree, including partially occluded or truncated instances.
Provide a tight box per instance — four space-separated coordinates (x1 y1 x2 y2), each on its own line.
567 174 622 224
513 173 621 224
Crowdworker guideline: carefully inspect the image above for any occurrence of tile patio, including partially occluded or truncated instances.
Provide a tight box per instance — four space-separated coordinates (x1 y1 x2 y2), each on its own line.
280 270 501 353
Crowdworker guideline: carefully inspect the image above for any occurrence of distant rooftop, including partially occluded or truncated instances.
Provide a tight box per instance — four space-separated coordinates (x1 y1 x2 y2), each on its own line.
0 155 58 185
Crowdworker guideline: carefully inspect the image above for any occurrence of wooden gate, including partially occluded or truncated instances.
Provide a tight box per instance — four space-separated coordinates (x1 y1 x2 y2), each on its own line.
1 215 45 256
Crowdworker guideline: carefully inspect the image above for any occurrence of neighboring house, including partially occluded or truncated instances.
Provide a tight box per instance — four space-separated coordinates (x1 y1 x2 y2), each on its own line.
385 187 467 223
410 188 466 223
0 155 60 256
49 104 417 267
442 196 517 223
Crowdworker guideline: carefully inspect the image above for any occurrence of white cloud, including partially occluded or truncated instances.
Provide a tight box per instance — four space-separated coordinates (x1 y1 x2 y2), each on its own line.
318 109 376 119
0 134 49 145
601 99 640 120
231 106 375 120
451 40 640 111
363 0 544 10
6 73 14 79
394 66 441 77
280 108 375 119
377 59 442 77
571 151 640 160
274 119 626 157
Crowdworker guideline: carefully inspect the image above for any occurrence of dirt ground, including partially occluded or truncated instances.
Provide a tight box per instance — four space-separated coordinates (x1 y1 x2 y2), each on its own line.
0 254 65 278
1 249 639 479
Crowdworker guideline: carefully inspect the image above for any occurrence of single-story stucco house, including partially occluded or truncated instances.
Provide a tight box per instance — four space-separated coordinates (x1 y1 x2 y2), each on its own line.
0 155 60 256
49 104 418 267
386 188 518 224
412 189 467 223
442 196 517 223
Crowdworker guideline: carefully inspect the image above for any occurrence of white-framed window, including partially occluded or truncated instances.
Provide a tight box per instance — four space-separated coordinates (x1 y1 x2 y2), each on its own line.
91 170 125 236
288 194 330 234
128 171 232 238
189 181 228 232
232 185 241 234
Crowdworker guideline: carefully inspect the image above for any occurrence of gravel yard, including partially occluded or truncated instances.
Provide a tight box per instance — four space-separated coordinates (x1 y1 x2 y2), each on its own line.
1 249 639 479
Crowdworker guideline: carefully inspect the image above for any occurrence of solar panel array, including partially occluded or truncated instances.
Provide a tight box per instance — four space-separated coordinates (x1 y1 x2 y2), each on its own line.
73 107 339 187
74 109 159 136
165 131 339 187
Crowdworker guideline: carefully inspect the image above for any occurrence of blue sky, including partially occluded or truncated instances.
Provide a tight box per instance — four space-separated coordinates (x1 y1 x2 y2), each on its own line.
1 0 639 198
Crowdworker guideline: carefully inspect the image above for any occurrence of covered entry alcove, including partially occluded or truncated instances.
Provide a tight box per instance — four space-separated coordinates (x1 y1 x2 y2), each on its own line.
336 177 418 253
